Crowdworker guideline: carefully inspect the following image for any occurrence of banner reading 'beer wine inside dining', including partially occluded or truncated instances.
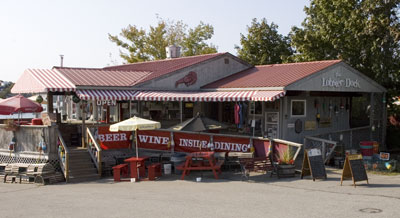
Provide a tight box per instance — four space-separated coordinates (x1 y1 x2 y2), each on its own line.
136 130 252 153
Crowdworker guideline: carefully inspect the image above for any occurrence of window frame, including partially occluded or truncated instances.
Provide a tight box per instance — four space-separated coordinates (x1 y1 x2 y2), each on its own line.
290 99 307 117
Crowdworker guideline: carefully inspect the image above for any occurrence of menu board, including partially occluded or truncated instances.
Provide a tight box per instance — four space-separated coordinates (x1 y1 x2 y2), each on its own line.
301 148 327 181
341 154 369 187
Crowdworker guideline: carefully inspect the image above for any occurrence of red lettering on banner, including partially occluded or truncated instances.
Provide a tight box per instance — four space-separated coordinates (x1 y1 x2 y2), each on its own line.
97 126 132 150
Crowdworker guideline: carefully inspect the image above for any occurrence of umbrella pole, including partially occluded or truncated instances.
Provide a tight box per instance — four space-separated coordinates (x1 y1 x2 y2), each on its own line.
135 127 139 159
135 127 140 179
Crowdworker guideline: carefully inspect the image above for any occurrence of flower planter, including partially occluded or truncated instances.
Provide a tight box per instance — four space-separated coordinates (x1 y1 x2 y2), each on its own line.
277 164 296 178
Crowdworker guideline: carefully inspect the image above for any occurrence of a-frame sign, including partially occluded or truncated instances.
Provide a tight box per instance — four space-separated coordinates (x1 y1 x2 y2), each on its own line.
340 154 368 187
301 148 327 181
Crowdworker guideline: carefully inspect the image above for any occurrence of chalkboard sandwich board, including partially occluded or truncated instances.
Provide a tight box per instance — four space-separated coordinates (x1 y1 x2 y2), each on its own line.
301 148 327 181
340 154 368 187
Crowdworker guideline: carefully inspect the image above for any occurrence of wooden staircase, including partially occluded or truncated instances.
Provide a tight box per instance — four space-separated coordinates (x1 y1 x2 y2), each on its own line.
67 147 100 183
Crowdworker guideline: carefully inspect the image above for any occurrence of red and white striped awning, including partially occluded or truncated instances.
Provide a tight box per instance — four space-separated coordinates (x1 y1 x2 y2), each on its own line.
251 90 286 101
75 89 285 102
132 90 285 102
76 89 285 102
133 90 258 102
76 89 139 101
11 69 76 94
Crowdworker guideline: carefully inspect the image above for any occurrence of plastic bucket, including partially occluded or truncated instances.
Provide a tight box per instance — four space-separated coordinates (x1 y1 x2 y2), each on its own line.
360 141 373 158
171 153 186 174
163 164 172 175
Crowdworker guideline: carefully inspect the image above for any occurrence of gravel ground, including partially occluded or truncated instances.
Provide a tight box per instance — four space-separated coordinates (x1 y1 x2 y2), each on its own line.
0 168 399 218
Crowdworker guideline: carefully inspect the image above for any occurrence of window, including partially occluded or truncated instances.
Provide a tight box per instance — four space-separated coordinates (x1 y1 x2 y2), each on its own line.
250 102 262 115
291 100 306 117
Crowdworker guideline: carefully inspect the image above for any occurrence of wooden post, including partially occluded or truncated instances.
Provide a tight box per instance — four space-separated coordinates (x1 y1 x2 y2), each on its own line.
180 101 183 123
93 100 98 121
47 92 53 113
82 101 86 148
382 92 387 150
369 92 374 141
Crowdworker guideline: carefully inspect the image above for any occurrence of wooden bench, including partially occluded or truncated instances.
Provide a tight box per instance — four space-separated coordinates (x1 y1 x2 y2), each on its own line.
147 163 162 181
239 156 274 180
112 164 129 182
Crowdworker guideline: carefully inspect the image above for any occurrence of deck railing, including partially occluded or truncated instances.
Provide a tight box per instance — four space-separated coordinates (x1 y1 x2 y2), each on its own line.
304 136 338 164
86 127 102 176
57 129 69 182
304 126 371 164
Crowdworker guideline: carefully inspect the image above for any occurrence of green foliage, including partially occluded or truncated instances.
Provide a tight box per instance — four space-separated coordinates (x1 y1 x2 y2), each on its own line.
0 83 14 99
276 146 294 165
289 0 400 103
109 18 217 63
235 18 293 65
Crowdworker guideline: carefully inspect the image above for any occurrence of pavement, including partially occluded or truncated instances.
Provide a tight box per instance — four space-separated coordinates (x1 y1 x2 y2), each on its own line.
0 168 399 218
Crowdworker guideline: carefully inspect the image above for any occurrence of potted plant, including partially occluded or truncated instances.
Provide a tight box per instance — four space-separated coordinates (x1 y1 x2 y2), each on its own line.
275 146 295 178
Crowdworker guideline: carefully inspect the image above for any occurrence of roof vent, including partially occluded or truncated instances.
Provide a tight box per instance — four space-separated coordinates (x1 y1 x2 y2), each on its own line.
166 45 181 59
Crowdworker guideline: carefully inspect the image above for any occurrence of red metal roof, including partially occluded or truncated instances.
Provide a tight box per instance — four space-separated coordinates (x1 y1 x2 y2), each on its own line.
11 69 76 94
202 60 342 89
103 53 226 84
54 67 151 87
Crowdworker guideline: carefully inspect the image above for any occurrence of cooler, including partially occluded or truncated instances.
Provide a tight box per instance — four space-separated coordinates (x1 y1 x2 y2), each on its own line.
31 118 43 125
360 141 374 160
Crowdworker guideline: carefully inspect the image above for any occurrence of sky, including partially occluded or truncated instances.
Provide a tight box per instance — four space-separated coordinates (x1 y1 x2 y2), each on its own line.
0 0 309 82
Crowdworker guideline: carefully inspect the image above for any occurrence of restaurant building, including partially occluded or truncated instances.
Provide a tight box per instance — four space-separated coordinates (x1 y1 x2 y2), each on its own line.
2 49 386 181
11 50 386 145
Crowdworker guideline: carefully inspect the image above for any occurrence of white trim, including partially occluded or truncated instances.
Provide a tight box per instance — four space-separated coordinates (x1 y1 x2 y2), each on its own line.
290 99 307 117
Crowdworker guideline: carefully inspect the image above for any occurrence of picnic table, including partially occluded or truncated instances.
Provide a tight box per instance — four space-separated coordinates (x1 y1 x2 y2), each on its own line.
124 156 149 180
176 151 224 180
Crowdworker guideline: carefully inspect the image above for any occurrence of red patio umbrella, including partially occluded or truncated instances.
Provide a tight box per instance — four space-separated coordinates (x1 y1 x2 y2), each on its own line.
0 95 43 115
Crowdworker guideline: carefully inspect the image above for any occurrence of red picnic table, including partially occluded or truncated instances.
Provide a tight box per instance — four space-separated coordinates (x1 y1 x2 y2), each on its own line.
124 156 149 180
177 151 224 180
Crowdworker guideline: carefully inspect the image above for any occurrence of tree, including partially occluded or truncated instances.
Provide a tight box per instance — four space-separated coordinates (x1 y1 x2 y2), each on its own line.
109 18 217 63
0 82 14 99
235 18 293 65
289 0 400 102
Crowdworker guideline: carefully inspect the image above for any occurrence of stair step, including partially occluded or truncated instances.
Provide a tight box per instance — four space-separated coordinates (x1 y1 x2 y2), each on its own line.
68 155 93 161
68 165 97 172
68 162 96 169
69 168 98 176
68 174 100 183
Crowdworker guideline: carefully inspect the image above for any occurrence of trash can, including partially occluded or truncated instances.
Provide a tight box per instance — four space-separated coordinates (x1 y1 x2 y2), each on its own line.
171 153 186 174
163 163 172 175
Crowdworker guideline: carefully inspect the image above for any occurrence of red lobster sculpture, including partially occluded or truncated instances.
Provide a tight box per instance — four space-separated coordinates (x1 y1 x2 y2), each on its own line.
175 71 197 87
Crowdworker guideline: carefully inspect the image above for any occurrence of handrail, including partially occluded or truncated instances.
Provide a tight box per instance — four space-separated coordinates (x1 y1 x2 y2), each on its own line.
57 129 69 183
271 138 303 162
86 127 102 176
305 136 337 145
304 136 338 164
313 125 370 136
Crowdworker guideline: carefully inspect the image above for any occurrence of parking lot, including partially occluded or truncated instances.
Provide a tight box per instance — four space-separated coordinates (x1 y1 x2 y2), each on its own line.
0 168 399 218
